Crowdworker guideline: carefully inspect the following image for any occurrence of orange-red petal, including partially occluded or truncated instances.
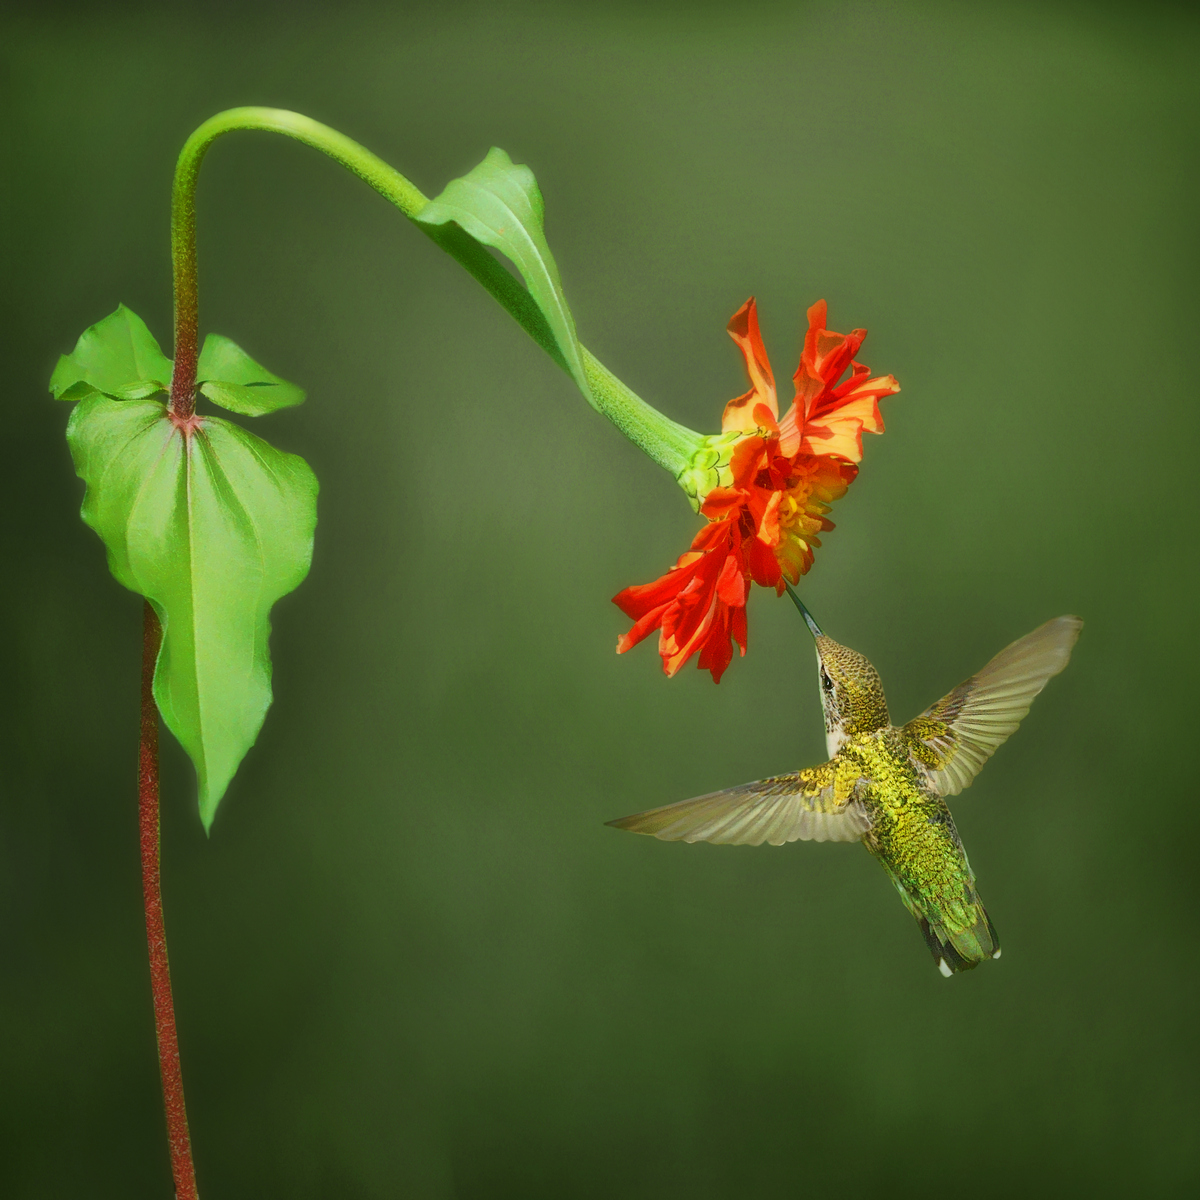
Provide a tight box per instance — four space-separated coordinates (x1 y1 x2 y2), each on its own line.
795 300 865 407
614 516 752 683
721 298 778 434
778 300 898 461
800 370 898 459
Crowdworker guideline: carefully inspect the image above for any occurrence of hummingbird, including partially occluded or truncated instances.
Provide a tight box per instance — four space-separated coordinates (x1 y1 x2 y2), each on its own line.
608 593 1082 976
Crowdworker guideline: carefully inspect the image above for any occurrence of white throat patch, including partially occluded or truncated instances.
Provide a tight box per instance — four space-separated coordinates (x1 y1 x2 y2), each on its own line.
817 648 847 758
824 715 848 759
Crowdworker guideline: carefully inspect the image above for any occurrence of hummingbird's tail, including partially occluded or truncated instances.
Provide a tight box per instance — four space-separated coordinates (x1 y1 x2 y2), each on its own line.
917 907 1000 977
882 862 1001 976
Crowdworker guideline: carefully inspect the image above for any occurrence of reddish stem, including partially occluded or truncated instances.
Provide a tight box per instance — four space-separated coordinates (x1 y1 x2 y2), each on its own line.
139 601 200 1200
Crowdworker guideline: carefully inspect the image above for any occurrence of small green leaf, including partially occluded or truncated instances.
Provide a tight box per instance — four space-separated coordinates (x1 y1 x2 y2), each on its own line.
416 148 594 408
50 305 174 401
197 333 307 417
67 395 318 830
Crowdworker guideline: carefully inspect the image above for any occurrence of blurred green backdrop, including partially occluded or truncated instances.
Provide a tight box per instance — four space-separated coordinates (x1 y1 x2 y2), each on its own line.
2 1 1198 1196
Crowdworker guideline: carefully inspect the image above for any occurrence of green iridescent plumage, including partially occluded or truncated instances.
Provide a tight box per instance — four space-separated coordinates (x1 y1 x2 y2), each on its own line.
608 602 1081 975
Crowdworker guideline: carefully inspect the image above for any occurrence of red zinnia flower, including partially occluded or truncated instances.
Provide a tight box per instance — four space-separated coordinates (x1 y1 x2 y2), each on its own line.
613 298 899 683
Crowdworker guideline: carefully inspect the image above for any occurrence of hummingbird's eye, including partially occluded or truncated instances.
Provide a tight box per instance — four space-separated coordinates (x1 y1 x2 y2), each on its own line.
820 668 834 694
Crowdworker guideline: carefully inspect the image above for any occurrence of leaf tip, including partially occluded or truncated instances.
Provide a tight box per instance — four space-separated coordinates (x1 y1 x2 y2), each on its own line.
48 354 75 399
197 779 226 835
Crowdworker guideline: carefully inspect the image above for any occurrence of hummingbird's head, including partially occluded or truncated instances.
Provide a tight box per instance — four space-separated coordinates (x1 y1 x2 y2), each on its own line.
785 585 890 756
813 635 891 755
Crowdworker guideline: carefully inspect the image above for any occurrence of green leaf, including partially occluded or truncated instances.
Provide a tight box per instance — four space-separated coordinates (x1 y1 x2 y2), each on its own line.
67 395 318 830
416 147 594 408
197 333 307 417
50 305 174 401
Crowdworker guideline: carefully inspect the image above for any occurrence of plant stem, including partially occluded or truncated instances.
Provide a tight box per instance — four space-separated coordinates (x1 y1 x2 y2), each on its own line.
139 601 199 1200
168 106 702 475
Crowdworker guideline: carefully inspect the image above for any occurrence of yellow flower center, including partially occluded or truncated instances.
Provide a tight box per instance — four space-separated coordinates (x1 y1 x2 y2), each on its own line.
773 458 852 583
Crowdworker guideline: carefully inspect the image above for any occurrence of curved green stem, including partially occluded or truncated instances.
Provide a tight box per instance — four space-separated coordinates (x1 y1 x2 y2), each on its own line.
169 106 701 476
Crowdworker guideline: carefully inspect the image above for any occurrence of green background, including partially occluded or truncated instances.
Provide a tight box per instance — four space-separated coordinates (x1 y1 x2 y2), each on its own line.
2 1 1197 1196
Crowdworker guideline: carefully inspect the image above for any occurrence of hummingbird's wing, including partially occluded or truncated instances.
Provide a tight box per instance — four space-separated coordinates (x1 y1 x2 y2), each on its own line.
903 615 1082 796
606 763 870 846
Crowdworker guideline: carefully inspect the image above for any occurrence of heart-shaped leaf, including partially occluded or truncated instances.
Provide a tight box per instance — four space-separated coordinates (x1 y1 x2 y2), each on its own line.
50 305 174 401
67 395 318 830
198 333 307 416
416 148 594 409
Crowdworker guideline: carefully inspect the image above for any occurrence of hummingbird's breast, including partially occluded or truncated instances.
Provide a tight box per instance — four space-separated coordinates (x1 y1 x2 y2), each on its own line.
841 730 978 929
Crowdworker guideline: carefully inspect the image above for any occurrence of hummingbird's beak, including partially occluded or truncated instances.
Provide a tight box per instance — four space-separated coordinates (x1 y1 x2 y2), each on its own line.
784 583 824 639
